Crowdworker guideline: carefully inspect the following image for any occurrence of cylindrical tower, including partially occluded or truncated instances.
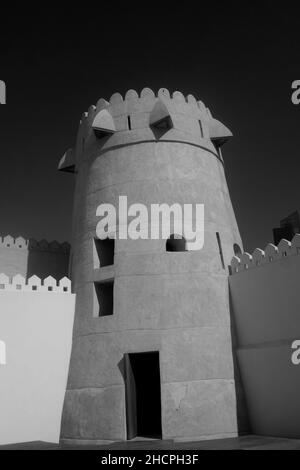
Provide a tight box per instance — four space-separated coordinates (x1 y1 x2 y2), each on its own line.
59 88 243 444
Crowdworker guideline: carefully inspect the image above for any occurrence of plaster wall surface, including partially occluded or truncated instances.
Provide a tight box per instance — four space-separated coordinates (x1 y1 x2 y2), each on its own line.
61 89 242 443
0 290 75 445
230 252 300 437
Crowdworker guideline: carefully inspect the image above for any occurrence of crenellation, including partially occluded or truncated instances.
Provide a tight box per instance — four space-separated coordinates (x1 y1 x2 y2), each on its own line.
240 252 253 270
0 235 29 249
265 243 279 262
89 88 213 118
11 273 26 290
186 93 197 105
62 89 232 173
44 275 59 292
278 238 292 257
96 98 109 112
0 273 72 293
2 235 14 247
87 105 97 125
140 87 155 101
172 90 185 103
230 234 300 275
197 100 206 112
0 235 70 255
77 88 221 137
252 248 265 266
15 236 28 249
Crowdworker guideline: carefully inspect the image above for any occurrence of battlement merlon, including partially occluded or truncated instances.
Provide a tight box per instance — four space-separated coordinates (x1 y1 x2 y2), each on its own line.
0 235 70 254
0 273 72 293
230 234 300 275
58 87 233 173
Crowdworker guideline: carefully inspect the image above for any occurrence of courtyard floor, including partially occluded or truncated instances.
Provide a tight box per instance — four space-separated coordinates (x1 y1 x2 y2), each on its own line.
1 435 300 450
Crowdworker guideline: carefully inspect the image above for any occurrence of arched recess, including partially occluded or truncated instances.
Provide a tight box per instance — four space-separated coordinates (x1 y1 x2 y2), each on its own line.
233 243 242 256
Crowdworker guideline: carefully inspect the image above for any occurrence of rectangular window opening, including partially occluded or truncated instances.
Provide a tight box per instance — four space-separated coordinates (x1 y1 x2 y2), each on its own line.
94 280 114 317
127 116 132 130
94 237 115 268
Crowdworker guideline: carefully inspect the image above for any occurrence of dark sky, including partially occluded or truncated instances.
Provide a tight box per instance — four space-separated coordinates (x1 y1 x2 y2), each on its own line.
0 3 300 252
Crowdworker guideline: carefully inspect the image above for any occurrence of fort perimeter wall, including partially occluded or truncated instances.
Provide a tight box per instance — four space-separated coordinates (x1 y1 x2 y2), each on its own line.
229 235 300 438
0 275 75 445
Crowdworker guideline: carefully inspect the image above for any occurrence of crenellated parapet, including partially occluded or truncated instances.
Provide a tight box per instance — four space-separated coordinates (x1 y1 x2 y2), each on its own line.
0 273 72 293
230 235 300 275
0 235 70 253
59 87 233 172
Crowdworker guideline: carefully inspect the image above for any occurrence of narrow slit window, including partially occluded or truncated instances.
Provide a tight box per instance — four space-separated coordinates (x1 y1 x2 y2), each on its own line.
199 120 203 137
127 116 132 130
216 232 225 269
94 280 114 317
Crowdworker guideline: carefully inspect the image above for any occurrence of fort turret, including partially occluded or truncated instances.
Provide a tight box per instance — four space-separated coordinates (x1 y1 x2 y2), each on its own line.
59 88 243 444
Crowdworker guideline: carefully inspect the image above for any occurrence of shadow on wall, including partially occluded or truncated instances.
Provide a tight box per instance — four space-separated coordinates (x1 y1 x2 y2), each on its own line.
0 236 70 281
26 240 70 281
229 287 251 436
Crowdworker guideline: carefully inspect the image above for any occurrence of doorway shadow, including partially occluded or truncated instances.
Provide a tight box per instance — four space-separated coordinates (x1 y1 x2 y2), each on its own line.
119 352 162 440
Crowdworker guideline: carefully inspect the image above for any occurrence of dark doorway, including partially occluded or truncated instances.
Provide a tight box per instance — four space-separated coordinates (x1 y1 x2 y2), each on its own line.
124 351 162 440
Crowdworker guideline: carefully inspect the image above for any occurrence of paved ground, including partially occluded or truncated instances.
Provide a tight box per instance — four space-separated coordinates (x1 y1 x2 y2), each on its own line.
1 435 300 450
